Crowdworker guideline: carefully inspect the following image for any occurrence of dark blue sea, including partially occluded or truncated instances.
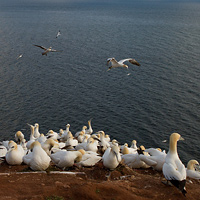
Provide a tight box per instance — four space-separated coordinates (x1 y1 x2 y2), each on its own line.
0 0 199 164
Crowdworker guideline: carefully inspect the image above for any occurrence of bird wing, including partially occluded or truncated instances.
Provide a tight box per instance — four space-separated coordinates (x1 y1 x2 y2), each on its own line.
51 48 62 52
106 57 118 66
118 58 140 66
163 162 185 181
34 45 47 50
51 49 61 52
139 154 158 166
187 169 200 179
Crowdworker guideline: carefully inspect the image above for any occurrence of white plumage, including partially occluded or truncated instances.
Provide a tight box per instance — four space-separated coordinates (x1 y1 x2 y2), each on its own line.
102 143 121 170
162 133 187 196
50 150 82 169
186 160 200 180
5 141 24 165
107 57 140 71
23 141 51 171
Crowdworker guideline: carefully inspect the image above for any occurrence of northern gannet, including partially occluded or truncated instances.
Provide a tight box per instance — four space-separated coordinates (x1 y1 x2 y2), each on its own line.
102 143 121 170
85 119 93 135
75 135 90 150
75 126 87 138
26 124 36 149
34 123 40 139
140 148 167 171
34 45 62 56
162 133 187 196
56 30 61 38
23 141 51 171
5 141 24 165
50 150 82 169
76 149 101 167
186 160 200 180
106 57 140 71
60 124 71 142
41 138 60 156
98 131 110 152
85 137 99 152
16 54 23 60
65 131 78 148
36 133 47 144
15 131 25 144
122 153 150 169
46 130 59 140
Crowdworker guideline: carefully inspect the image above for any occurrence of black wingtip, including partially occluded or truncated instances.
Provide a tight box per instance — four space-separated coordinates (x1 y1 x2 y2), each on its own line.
170 179 187 196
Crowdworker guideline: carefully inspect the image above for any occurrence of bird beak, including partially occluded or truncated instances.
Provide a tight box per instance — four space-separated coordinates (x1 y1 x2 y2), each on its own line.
179 136 184 141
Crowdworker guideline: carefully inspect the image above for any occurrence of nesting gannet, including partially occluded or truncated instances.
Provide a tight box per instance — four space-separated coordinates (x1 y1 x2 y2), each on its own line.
85 119 93 135
140 148 167 171
23 141 51 171
162 133 187 196
85 137 99 152
186 160 200 180
130 140 138 150
5 141 24 165
50 150 82 169
122 153 150 169
102 143 121 170
34 45 62 56
36 133 47 144
75 126 87 138
26 124 36 149
41 138 60 156
77 131 85 143
121 143 137 155
56 30 61 38
98 131 110 154
34 123 40 138
65 131 78 148
75 135 90 150
60 124 71 142
106 57 140 71
76 149 101 167
46 130 59 140
15 131 25 144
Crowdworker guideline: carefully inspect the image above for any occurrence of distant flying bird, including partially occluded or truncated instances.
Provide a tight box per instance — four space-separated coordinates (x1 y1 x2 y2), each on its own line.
33 45 62 56
56 30 61 38
16 54 23 60
106 57 140 71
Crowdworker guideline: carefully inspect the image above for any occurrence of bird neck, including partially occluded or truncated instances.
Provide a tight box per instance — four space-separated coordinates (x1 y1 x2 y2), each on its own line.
169 138 177 154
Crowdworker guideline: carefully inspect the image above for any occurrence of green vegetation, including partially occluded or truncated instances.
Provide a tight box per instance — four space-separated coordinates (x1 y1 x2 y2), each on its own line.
45 195 65 200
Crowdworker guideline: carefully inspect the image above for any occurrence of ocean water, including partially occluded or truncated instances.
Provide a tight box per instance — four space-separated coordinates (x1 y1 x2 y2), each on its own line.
0 0 199 164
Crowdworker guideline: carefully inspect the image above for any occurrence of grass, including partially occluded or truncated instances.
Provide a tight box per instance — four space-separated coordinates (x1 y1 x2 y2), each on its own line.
45 195 65 200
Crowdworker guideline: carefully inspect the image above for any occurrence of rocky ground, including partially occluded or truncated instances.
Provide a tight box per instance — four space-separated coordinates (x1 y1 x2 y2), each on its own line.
0 161 199 200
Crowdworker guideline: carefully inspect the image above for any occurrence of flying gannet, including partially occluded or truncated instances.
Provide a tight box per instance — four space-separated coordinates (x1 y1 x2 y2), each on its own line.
106 57 140 71
33 45 62 56
56 30 61 38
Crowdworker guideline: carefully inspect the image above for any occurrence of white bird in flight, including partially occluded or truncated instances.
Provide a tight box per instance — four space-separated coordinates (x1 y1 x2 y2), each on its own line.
106 57 140 71
33 45 62 56
56 30 61 38
16 54 23 60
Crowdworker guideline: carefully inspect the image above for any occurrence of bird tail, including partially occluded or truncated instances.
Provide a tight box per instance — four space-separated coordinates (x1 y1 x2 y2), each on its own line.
170 180 187 196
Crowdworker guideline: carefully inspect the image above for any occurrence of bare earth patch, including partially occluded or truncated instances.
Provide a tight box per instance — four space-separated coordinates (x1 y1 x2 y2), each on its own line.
0 161 199 200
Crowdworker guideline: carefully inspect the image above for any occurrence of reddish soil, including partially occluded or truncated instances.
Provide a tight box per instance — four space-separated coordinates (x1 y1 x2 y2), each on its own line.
0 161 199 200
